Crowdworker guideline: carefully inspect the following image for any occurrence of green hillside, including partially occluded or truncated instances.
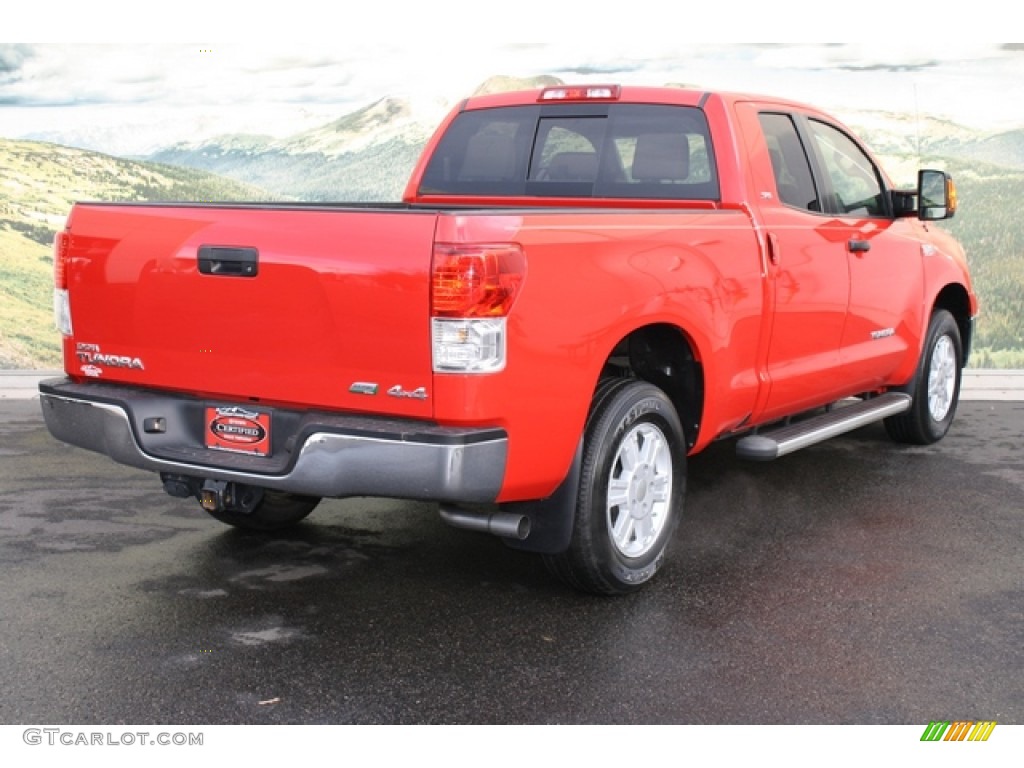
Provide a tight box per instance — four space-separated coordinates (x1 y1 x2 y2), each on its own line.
0 226 53 368
864 146 1024 368
942 160 1024 367
848 116 1024 368
0 138 274 368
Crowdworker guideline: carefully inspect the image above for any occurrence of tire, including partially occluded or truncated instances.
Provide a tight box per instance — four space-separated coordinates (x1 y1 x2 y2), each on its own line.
884 309 962 445
544 379 685 595
204 488 320 532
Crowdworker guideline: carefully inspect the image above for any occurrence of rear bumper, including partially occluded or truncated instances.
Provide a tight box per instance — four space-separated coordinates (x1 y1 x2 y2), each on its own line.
38 378 507 503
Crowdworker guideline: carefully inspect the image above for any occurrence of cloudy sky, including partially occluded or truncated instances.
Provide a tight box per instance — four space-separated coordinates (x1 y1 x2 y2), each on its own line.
2 8 1019 156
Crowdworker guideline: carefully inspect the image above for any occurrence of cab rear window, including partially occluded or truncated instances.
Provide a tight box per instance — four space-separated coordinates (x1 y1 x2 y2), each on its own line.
419 104 719 200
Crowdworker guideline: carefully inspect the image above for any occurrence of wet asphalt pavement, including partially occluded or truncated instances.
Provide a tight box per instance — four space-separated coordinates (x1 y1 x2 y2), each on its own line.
0 398 1020 725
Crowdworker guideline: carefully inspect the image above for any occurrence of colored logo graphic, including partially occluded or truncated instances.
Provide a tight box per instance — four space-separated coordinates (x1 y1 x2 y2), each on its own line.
920 721 997 742
204 406 272 456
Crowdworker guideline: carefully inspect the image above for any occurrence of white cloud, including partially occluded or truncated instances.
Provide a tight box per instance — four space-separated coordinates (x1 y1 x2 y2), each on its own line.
0 42 1021 155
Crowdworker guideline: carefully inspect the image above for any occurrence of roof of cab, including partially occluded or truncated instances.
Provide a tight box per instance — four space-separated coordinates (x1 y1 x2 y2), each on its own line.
458 84 823 114
452 85 854 152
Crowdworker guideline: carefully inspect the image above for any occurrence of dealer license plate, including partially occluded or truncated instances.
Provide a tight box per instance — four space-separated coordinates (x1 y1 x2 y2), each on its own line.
204 405 272 456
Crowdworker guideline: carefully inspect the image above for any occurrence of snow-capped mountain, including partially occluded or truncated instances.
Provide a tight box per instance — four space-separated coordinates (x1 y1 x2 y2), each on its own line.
147 97 439 201
145 77 559 201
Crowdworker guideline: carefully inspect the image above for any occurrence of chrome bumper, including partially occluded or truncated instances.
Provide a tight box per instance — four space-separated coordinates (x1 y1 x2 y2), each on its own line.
38 378 507 503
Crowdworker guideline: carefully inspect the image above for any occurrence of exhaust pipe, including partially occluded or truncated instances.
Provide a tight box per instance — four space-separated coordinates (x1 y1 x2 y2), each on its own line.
439 505 531 540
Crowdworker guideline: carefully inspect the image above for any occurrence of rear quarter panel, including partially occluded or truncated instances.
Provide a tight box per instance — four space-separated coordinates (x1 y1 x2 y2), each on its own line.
432 209 766 501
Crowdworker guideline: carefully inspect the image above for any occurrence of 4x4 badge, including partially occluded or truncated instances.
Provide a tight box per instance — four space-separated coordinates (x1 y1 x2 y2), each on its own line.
387 385 428 400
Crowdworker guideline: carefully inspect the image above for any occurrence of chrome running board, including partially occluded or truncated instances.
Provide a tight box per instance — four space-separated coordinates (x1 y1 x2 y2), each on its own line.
736 393 912 461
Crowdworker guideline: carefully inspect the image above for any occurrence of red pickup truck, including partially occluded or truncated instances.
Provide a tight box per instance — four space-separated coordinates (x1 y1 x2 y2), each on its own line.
40 85 976 594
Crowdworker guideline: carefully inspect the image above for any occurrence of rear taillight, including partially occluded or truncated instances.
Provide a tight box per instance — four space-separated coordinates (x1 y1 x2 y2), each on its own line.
431 244 525 318
431 244 525 374
52 231 72 336
53 230 70 289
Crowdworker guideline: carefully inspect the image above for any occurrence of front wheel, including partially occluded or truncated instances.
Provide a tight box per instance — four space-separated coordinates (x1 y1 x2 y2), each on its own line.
885 309 963 444
544 379 686 595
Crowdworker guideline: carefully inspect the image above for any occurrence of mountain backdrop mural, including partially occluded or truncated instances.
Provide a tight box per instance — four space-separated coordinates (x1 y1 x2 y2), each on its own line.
1 76 1022 369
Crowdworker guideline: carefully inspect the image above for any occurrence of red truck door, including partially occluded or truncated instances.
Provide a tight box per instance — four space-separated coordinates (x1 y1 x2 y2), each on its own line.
801 118 926 390
745 110 853 420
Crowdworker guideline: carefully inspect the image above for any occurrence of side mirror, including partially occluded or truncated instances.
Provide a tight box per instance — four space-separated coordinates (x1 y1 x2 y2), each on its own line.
918 169 957 221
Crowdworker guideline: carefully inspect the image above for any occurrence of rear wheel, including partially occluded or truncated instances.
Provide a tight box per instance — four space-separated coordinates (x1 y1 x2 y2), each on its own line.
885 309 962 444
203 487 320 532
544 379 685 595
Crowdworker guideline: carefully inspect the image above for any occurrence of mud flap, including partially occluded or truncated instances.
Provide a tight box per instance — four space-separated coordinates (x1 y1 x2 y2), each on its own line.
500 439 582 555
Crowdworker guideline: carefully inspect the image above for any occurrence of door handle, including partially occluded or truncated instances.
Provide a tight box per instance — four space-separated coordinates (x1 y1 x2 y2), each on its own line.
767 232 780 265
198 246 259 277
848 239 871 254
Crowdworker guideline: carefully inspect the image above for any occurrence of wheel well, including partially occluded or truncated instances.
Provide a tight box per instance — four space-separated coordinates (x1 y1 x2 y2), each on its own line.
934 284 973 365
601 324 703 449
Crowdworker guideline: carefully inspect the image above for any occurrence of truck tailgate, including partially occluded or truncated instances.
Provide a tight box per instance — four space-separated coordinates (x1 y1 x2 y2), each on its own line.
62 204 439 419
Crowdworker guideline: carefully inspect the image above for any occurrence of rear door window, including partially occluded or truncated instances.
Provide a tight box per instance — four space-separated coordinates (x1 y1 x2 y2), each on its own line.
758 112 820 212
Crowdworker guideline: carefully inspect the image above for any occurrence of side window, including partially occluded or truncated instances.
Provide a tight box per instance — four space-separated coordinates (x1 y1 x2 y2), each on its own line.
808 120 886 217
758 113 819 212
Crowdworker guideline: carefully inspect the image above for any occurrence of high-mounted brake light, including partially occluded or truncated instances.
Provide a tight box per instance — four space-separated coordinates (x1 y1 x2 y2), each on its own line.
431 243 525 318
539 85 621 102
